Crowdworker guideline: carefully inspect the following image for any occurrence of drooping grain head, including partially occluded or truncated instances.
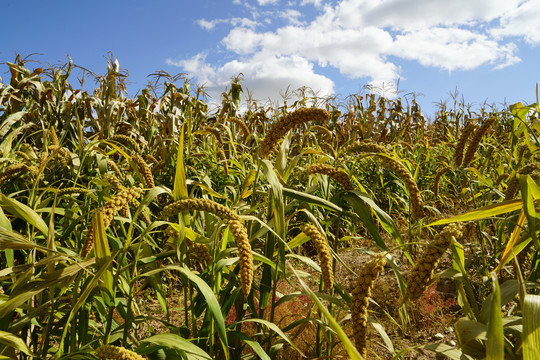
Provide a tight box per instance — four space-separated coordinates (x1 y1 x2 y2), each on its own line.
57 187 90 196
81 186 143 257
351 253 386 358
202 126 225 145
259 108 330 158
345 140 388 156
505 162 540 200
107 159 123 179
109 134 141 154
405 223 463 302
229 117 250 137
377 154 424 219
305 163 354 191
462 117 495 167
132 154 155 188
454 123 476 167
228 219 253 296
163 198 240 221
218 147 229 175
95 344 145 360
49 127 59 146
300 224 334 290
0 163 29 184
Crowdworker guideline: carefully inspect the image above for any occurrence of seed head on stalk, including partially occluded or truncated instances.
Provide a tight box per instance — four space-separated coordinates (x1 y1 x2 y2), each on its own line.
348 141 424 218
306 163 354 191
259 107 330 158
81 186 143 257
300 224 334 290
351 253 386 358
163 198 240 221
433 166 451 198
131 154 155 188
109 134 141 154
95 344 145 360
461 117 495 167
166 226 212 267
405 223 463 302
228 219 254 296
345 140 389 156
454 123 476 167
0 163 30 184
504 162 540 200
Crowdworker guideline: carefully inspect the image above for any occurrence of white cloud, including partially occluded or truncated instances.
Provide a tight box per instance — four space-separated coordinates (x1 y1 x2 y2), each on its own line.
301 0 323 6
257 0 278 5
168 0 536 105
392 28 521 71
197 17 258 31
197 19 220 31
334 0 514 30
279 9 304 25
491 0 540 44
167 52 334 104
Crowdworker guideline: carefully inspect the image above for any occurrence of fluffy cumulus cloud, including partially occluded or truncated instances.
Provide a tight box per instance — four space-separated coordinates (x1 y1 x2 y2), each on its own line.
168 52 335 104
168 0 539 103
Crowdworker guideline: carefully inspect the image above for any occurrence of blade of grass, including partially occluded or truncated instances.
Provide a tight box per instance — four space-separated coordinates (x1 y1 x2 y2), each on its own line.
523 294 540 360
141 333 212 360
486 273 504 360
0 194 48 237
0 330 36 357
428 199 524 226
289 264 363 360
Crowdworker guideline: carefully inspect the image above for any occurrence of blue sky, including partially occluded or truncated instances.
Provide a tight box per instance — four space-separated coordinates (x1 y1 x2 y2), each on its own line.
2 0 540 116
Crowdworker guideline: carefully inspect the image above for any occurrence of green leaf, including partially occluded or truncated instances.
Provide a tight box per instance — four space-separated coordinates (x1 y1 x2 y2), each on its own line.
288 264 362 359
235 317 306 358
521 175 539 244
523 294 540 360
0 111 26 138
343 192 388 251
0 228 51 252
173 123 188 201
0 194 49 237
228 332 271 360
93 212 114 300
0 259 95 320
282 187 343 213
0 330 36 357
141 333 212 359
0 208 11 231
139 264 229 358
428 199 524 226
486 273 504 360
239 170 256 199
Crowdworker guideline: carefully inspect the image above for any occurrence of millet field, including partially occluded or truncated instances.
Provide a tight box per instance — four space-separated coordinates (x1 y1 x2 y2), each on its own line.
1 55 540 359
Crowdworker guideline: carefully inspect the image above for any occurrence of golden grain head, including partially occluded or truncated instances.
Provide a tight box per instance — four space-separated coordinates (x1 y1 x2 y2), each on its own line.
300 224 334 290
454 122 476 167
345 141 388 156
95 344 145 360
132 153 155 188
163 198 240 221
228 219 253 296
462 117 495 167
202 126 224 145
259 107 330 158
405 223 462 302
0 163 29 184
305 163 354 191
350 253 386 357
110 134 142 154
